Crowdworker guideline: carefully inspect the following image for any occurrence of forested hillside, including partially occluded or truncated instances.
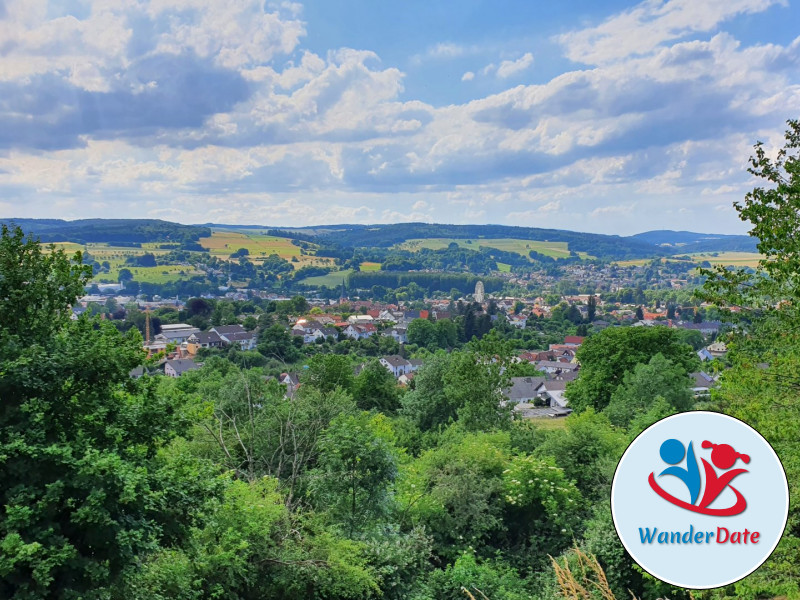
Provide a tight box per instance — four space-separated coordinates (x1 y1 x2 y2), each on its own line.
0 218 211 245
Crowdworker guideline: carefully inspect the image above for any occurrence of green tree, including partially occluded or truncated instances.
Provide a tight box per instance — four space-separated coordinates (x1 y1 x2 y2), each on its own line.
587 295 597 323
604 354 694 427
117 478 379 600
401 354 459 432
0 226 203 598
118 267 133 284
398 431 509 561
257 324 301 363
407 318 439 349
536 409 626 502
435 318 458 349
446 334 514 432
425 554 532 600
702 119 800 321
566 326 698 412
309 413 398 538
353 359 400 413
305 353 355 394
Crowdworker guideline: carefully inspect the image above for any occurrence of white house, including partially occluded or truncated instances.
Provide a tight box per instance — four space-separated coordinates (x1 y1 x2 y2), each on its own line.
380 355 413 378
508 315 528 329
377 310 398 323
536 380 569 408
343 323 376 340
386 326 408 344
536 361 579 375
347 314 375 324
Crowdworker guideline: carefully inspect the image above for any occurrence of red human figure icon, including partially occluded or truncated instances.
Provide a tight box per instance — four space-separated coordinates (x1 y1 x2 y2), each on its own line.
698 441 750 510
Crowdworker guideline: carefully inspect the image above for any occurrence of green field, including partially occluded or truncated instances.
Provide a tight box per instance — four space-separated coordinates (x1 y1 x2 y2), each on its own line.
616 252 764 268
44 230 338 286
360 261 382 272
615 252 764 267
528 417 568 430
48 243 195 284
396 238 586 259
96 264 205 284
299 269 353 288
496 262 511 273
201 230 333 267
689 252 763 268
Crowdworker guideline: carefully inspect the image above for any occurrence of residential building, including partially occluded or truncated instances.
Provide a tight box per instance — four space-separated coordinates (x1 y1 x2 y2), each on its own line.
165 358 200 378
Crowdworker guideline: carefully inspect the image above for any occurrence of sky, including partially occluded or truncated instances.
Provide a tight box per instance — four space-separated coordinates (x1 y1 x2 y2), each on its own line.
0 0 798 235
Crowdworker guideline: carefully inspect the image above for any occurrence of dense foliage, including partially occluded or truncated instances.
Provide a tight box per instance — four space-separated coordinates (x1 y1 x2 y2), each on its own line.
0 218 210 245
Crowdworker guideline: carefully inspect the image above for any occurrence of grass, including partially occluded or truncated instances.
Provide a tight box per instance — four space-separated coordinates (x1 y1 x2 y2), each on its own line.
616 252 764 268
46 242 85 254
614 258 652 266
96 265 205 284
201 231 303 259
529 417 568 430
360 261 382 272
396 238 580 259
496 262 511 273
42 243 192 284
299 269 353 288
44 231 338 286
689 251 763 268
201 230 334 268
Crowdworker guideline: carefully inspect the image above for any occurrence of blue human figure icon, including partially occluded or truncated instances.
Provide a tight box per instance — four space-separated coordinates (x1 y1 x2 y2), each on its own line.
658 439 701 505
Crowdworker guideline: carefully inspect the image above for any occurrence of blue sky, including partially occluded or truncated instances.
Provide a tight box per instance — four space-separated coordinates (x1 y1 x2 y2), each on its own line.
0 0 798 235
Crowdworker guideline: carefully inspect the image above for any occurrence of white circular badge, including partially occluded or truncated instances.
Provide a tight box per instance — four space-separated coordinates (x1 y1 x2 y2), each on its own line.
611 411 789 589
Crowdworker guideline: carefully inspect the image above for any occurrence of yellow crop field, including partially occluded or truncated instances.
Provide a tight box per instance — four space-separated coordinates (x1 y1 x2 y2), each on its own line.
200 230 334 268
690 252 763 268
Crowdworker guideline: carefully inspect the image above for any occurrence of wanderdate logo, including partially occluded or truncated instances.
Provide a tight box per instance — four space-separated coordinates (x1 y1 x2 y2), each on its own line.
611 412 789 589
648 438 750 516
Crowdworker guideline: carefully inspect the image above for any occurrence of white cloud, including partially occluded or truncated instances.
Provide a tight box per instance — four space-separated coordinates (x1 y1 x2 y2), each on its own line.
591 203 636 217
428 42 467 59
540 200 562 212
558 0 785 65
496 53 534 78
0 0 795 235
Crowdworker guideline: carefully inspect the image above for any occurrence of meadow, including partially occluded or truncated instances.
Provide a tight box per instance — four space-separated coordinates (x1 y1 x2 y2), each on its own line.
200 230 334 268
298 269 354 288
615 252 764 268
396 237 589 259
689 251 763 268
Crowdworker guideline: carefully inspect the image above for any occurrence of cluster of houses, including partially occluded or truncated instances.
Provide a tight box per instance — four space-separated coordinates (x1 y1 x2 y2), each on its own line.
133 323 258 379
290 308 450 344
144 323 257 356
503 334 720 419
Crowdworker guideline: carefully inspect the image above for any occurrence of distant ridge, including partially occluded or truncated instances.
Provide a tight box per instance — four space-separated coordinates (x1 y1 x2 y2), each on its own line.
2 218 757 258
0 218 210 244
630 230 758 253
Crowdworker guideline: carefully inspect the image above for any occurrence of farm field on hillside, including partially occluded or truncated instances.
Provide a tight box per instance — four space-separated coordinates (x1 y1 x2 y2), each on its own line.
615 252 764 268
201 230 334 267
397 238 579 259
689 251 763 268
299 269 353 288
201 231 301 258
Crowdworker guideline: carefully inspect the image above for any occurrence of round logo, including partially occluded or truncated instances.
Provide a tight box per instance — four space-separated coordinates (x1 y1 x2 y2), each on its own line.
611 411 789 589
